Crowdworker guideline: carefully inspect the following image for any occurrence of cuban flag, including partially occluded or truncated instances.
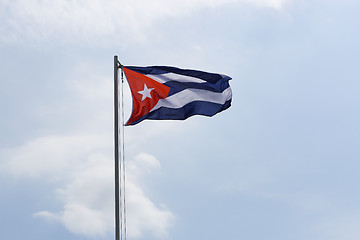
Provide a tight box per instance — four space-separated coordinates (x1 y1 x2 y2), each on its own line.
122 66 232 126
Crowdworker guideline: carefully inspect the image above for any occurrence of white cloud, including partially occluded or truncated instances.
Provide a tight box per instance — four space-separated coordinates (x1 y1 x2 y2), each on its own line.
2 135 174 238
3 134 109 179
0 0 290 45
250 0 289 9
125 153 174 238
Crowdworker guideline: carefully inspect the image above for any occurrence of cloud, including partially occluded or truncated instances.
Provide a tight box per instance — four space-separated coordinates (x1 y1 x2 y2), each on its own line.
2 135 174 238
125 153 174 238
250 0 289 9
3 134 109 179
0 0 290 45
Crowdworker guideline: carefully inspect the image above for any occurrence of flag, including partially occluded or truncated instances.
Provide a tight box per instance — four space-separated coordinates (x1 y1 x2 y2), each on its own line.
123 66 232 126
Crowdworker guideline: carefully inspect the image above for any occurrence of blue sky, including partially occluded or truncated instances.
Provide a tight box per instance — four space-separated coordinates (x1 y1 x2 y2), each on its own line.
1 0 360 239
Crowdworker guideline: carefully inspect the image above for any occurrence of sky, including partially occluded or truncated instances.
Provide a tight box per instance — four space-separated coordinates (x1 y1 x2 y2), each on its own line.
1 0 360 239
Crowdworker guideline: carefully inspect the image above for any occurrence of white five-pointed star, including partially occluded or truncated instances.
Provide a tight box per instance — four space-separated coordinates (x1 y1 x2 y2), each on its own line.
138 84 154 101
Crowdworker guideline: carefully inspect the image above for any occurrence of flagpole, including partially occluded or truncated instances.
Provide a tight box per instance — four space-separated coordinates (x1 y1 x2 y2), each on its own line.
114 55 120 240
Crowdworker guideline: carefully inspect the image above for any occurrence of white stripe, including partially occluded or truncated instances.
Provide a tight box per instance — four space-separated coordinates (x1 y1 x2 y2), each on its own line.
146 73 207 84
151 87 232 112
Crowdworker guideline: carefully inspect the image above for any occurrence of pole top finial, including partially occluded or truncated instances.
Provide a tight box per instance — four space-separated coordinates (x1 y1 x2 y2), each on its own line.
114 55 123 69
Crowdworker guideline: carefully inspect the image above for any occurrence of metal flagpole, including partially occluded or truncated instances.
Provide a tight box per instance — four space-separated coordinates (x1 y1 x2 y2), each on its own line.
120 61 127 240
115 55 129 240
114 55 120 240
114 55 126 240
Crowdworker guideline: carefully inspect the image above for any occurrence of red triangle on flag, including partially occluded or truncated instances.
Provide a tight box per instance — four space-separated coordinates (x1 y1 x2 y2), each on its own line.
123 67 170 125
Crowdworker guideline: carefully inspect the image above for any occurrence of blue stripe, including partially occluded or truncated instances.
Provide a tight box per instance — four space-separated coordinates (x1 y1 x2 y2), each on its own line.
125 66 230 84
127 99 231 126
125 66 231 96
165 79 231 96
